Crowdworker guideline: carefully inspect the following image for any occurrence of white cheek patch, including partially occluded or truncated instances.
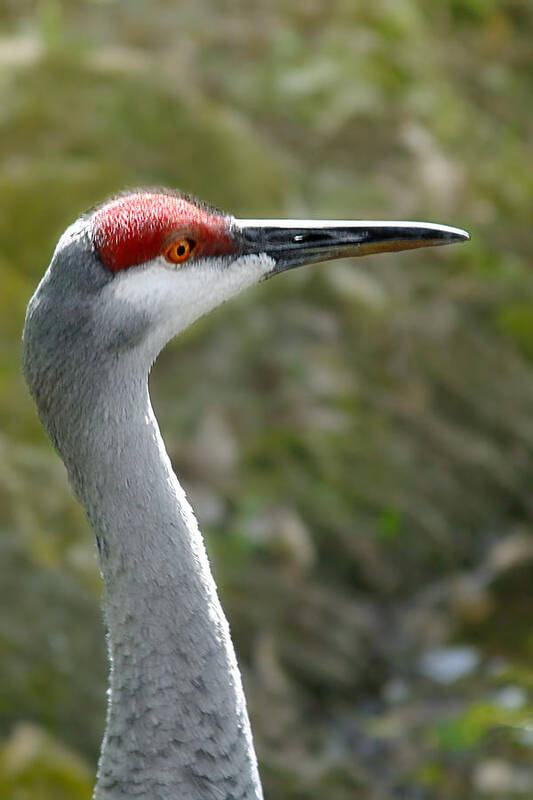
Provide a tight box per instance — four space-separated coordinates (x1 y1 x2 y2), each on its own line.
109 260 180 310
102 252 275 357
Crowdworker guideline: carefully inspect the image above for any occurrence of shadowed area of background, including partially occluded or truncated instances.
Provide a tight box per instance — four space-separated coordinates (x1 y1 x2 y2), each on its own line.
1 1 532 798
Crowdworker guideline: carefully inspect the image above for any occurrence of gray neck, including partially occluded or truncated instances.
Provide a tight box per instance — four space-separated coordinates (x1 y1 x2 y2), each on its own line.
53 360 262 800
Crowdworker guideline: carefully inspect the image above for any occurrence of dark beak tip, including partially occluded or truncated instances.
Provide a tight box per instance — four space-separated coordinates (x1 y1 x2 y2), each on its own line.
432 226 470 247
452 227 470 243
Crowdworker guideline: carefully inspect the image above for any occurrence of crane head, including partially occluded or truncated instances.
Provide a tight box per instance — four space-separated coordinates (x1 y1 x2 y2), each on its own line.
25 189 469 372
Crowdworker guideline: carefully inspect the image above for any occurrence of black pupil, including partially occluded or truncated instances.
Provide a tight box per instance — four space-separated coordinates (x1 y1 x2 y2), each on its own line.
177 244 186 256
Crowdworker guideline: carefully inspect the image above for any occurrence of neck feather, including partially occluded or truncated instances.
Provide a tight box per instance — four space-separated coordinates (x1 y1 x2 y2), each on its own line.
58 365 262 800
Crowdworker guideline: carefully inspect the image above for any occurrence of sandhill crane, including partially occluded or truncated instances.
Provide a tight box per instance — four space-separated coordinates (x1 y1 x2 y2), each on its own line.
22 190 468 799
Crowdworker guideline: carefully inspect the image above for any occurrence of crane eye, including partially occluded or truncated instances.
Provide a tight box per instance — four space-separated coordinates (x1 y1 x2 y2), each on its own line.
164 238 196 264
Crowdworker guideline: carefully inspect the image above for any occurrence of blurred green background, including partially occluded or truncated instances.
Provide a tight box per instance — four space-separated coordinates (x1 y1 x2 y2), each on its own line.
1 1 533 798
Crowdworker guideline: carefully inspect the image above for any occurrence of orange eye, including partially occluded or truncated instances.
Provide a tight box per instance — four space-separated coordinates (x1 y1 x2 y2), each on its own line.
164 238 195 264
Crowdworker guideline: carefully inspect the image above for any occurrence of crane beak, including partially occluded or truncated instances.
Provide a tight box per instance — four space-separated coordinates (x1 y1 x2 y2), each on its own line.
233 219 469 276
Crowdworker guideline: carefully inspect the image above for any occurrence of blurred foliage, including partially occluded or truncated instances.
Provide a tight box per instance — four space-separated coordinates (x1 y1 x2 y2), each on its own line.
0 0 532 798
0 723 92 800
